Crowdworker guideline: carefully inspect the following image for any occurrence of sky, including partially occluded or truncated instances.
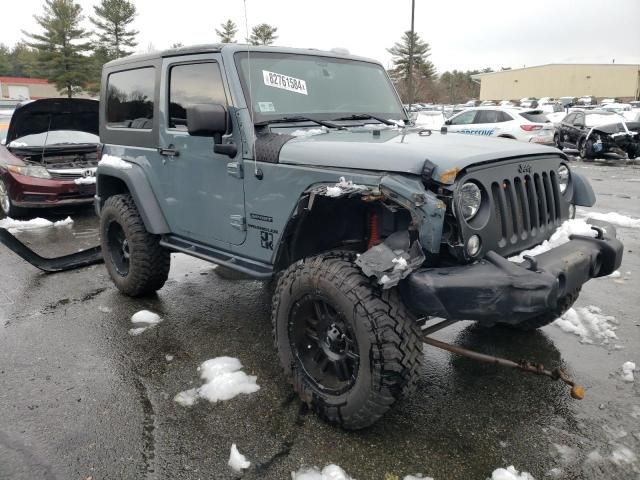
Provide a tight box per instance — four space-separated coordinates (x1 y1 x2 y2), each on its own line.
3 0 640 73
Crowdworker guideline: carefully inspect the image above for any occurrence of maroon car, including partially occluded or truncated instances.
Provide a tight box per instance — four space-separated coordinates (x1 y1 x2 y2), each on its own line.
0 98 99 218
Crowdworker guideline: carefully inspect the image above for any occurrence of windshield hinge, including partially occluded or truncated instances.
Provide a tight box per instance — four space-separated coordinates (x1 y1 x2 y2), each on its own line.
230 214 246 231
226 161 243 179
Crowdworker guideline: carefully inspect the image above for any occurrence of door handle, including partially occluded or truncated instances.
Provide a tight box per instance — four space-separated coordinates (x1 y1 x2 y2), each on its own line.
157 147 180 157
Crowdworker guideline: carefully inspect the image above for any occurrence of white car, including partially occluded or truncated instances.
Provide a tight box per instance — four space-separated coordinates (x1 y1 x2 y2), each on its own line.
443 107 555 145
414 110 446 129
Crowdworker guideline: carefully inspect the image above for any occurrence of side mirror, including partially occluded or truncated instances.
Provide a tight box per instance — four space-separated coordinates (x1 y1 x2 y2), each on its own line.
187 104 228 137
187 104 237 158
444 119 452 125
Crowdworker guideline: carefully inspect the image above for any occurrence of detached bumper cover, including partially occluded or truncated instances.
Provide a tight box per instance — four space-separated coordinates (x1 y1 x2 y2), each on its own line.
400 221 623 325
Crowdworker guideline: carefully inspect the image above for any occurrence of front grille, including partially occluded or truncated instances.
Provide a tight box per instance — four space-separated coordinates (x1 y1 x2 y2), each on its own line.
490 171 562 247
455 155 570 260
47 167 97 181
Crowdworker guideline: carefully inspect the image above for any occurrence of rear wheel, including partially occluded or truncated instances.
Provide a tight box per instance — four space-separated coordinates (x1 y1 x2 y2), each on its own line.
0 178 27 219
100 194 170 297
272 251 422 430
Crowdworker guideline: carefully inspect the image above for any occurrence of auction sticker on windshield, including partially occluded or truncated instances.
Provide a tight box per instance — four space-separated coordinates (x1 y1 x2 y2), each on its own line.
262 70 308 95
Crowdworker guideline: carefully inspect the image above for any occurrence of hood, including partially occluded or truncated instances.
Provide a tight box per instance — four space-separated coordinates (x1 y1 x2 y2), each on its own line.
592 121 640 135
278 127 559 184
6 98 99 144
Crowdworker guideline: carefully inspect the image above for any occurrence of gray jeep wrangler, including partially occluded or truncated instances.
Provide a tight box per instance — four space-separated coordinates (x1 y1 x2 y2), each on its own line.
95 44 623 429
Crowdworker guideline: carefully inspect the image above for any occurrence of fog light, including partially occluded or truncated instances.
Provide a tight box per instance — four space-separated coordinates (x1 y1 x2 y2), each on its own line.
467 235 481 257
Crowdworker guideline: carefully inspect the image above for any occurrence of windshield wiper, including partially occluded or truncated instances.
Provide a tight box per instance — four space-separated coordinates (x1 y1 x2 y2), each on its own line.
333 114 399 126
255 116 346 130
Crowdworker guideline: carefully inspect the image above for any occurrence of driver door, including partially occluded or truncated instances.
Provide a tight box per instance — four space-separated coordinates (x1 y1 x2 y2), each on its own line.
155 55 246 246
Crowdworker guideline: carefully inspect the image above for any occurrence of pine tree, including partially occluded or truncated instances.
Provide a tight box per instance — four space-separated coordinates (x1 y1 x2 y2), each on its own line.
248 24 278 46
90 0 138 60
0 44 13 76
216 19 238 43
387 31 436 83
23 0 91 97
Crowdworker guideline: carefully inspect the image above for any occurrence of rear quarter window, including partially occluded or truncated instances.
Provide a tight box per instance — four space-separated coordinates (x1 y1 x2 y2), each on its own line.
520 111 548 123
106 67 155 129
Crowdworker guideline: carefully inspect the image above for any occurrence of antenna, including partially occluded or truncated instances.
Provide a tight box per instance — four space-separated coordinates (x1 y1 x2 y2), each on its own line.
242 0 259 177
40 113 52 161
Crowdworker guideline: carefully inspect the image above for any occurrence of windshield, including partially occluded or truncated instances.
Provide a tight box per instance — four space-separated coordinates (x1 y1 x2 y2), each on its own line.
8 130 99 147
235 52 406 123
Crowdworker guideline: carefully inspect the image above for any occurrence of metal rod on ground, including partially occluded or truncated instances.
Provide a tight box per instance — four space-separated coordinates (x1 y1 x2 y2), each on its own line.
423 335 585 400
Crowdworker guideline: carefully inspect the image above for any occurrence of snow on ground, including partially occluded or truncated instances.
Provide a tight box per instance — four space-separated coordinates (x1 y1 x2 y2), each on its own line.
291 464 353 480
0 216 73 233
98 306 112 313
228 443 250 472
610 444 637 465
290 127 327 137
98 154 132 169
577 209 640 228
128 310 162 336
402 475 434 480
174 356 259 407
508 219 596 263
490 466 535 480
74 176 96 185
552 306 618 345
622 361 636 382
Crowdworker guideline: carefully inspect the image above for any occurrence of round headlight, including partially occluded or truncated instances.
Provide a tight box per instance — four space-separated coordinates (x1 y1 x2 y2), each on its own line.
558 165 570 193
459 182 482 220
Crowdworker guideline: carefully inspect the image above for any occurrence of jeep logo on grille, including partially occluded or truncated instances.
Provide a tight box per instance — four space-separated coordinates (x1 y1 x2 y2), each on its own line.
518 163 532 174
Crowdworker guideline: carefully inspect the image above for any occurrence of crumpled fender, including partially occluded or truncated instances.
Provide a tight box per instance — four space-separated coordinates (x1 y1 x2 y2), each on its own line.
378 174 446 253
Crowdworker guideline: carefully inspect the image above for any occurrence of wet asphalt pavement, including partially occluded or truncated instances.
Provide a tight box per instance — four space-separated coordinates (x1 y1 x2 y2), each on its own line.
1 158 640 480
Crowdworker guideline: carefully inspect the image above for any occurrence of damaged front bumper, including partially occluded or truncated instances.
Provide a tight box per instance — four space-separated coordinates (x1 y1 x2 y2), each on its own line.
399 220 623 325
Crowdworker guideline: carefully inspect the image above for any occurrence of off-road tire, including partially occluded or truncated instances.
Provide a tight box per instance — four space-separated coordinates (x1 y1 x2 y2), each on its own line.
272 251 423 430
0 178 27 219
100 194 170 297
506 289 580 331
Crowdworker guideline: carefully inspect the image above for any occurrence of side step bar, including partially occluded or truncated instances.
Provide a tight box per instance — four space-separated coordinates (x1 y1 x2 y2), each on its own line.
0 227 103 272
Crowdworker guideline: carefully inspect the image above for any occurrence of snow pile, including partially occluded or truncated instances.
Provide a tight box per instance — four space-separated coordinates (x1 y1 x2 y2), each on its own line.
392 256 408 271
509 219 596 263
128 310 162 336
490 466 535 480
324 176 368 198
403 475 434 480
596 270 621 279
74 176 96 185
99 154 132 170
0 216 73 232
610 444 637 465
228 444 250 472
174 356 259 407
622 361 636 382
290 127 327 137
552 306 618 344
291 464 353 480
578 210 640 229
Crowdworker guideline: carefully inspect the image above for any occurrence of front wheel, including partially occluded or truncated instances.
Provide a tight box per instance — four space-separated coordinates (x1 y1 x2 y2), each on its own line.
579 138 593 160
0 178 27 219
272 252 423 430
100 194 170 297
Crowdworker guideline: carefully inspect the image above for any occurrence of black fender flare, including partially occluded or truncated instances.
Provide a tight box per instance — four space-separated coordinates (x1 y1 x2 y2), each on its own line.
95 163 170 234
571 170 596 207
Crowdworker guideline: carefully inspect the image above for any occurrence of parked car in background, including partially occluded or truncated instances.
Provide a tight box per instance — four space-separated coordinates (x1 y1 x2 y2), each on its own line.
519 97 538 108
444 106 554 145
464 99 481 107
499 100 516 107
480 100 496 106
600 98 619 105
577 96 597 106
601 103 633 114
0 98 99 218
559 97 578 108
538 101 563 114
555 110 640 159
414 110 446 129
630 101 640 109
